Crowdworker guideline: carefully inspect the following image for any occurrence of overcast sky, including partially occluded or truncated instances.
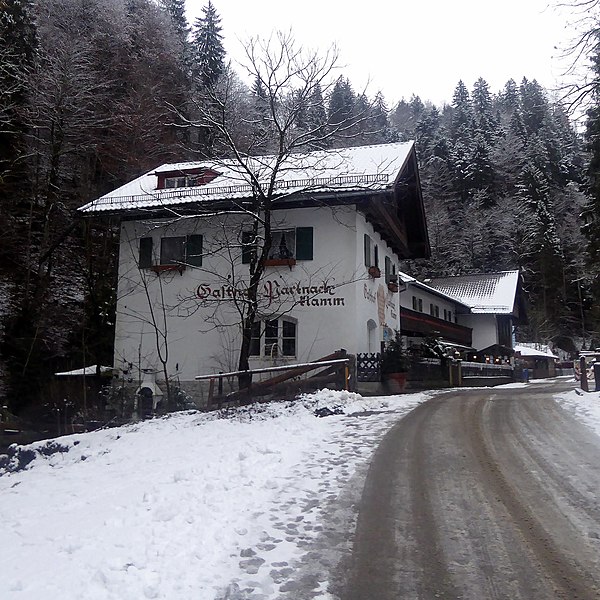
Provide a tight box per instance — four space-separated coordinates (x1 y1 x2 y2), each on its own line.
186 0 582 106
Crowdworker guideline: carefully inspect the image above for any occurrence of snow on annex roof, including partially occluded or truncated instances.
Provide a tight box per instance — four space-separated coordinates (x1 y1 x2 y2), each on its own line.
425 271 520 315
398 271 471 309
514 344 559 360
79 142 415 214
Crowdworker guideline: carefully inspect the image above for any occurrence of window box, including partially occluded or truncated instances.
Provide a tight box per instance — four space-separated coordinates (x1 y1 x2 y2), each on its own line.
387 281 399 293
264 258 297 267
368 265 381 278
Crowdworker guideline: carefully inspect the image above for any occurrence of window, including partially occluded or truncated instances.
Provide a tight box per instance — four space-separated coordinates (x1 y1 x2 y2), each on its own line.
249 321 261 356
164 176 194 189
138 234 203 269
497 316 512 347
363 234 379 268
250 318 297 357
242 227 313 264
430 302 435 316
160 236 185 265
384 256 396 283
412 296 418 310
139 237 153 269
418 298 423 312
282 320 297 356
269 230 295 260
157 168 219 189
265 319 279 356
434 305 440 318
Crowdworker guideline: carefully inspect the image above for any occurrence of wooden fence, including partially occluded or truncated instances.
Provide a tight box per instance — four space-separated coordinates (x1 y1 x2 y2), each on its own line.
195 350 352 407
357 353 514 388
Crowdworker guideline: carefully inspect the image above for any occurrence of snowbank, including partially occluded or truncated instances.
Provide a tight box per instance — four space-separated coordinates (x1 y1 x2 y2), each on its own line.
554 387 600 439
0 389 431 599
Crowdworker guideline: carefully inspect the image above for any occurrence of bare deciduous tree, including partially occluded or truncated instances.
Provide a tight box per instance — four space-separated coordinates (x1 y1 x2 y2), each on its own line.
170 31 374 388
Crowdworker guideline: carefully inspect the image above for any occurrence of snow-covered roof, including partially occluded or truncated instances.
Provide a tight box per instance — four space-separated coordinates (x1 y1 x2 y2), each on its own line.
79 142 415 214
514 344 559 360
398 271 471 309
55 365 113 377
425 271 520 314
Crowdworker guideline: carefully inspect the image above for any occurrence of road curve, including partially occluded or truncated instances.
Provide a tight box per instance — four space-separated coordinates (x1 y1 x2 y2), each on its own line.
340 381 600 600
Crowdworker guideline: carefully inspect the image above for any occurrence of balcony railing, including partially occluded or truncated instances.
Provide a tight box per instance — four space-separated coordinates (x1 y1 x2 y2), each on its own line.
400 307 472 347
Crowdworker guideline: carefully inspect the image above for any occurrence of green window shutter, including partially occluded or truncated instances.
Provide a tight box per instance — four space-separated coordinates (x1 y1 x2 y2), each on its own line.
364 234 371 267
139 237 153 268
186 234 203 267
295 227 313 260
241 231 254 264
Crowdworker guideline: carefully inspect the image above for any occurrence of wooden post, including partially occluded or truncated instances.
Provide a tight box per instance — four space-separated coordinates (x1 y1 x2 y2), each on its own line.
581 357 589 392
208 377 215 405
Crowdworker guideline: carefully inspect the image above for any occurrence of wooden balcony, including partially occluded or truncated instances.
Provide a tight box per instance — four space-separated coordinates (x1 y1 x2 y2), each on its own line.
400 307 472 347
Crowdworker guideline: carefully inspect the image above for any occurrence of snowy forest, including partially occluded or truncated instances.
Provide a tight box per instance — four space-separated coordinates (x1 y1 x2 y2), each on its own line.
1 0 599 420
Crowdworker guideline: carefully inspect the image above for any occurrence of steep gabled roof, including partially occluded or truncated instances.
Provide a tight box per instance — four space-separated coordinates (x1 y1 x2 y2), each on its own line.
79 142 415 215
425 271 521 315
398 271 471 310
79 141 431 260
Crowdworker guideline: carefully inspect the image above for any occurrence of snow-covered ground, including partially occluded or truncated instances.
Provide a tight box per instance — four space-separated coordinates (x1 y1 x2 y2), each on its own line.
3 381 597 600
0 389 433 600
554 385 600 439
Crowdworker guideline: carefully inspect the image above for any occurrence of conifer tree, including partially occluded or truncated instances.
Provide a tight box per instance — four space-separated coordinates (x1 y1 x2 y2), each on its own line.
498 78 519 112
192 0 226 89
328 76 355 128
161 0 189 39
519 78 548 137
304 83 329 149
160 0 191 71
518 163 564 327
249 74 272 153
450 79 473 141
472 77 497 142
368 91 397 143
391 95 424 140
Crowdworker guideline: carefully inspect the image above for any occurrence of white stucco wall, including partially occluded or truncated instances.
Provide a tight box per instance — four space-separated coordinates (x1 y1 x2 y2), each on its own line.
456 313 498 351
114 206 391 384
354 215 402 354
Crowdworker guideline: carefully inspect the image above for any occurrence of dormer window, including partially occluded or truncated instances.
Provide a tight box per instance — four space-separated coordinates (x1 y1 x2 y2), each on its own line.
165 175 195 189
156 168 219 190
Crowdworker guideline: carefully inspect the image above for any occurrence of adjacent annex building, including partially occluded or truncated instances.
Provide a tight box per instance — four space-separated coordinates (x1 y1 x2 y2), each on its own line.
426 270 525 358
80 142 430 403
398 271 474 352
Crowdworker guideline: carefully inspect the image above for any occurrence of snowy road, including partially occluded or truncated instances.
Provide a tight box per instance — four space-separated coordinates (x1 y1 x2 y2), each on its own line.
341 381 600 600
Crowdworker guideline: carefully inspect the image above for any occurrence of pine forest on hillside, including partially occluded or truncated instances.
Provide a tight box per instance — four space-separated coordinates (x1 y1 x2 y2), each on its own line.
1 0 599 420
